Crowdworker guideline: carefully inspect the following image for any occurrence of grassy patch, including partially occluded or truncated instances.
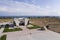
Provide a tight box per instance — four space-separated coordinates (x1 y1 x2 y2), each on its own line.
0 35 7 40
3 24 22 32
27 24 40 29
3 28 22 32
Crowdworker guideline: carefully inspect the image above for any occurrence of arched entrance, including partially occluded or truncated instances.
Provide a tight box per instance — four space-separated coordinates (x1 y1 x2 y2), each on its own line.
19 21 25 26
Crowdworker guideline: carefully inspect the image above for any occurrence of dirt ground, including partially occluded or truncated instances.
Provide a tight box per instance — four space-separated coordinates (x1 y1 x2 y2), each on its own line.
30 18 60 32
49 28 60 33
0 19 13 23
30 18 60 26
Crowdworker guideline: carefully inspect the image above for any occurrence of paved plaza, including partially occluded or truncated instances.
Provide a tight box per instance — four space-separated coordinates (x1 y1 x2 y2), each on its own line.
6 26 60 40
0 26 60 40
6 30 60 40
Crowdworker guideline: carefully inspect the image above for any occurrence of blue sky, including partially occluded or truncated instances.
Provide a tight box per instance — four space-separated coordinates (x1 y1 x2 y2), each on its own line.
0 0 60 16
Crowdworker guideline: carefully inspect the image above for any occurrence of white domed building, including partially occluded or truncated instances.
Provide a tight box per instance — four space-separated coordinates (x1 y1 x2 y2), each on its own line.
14 18 29 26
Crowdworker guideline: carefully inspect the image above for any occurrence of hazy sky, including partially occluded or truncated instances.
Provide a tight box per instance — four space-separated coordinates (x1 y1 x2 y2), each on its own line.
0 0 60 16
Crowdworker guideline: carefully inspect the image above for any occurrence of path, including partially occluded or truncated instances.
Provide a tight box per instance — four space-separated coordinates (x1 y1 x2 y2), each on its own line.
0 28 4 37
1 26 60 40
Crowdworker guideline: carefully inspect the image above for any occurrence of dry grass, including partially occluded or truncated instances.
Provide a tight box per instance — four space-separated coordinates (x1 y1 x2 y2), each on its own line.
0 19 13 23
30 18 60 26
30 18 60 32
49 28 60 33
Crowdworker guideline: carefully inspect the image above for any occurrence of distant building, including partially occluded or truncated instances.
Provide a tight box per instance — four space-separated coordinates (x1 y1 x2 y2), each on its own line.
14 18 29 26
0 22 13 27
0 18 29 28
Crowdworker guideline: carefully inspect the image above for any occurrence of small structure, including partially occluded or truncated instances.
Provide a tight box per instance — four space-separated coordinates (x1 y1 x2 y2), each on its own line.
0 22 13 28
0 18 29 28
14 18 29 26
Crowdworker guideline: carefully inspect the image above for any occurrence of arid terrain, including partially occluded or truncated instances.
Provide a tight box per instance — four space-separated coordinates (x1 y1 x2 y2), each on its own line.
30 18 60 33
30 18 60 26
0 17 60 33
1 17 60 40
0 18 13 23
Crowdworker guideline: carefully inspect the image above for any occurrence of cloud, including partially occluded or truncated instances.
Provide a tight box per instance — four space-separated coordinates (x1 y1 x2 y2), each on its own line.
0 0 60 16
0 1 41 13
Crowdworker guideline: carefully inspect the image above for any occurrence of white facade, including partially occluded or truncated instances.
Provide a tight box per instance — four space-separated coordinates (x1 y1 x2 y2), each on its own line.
14 18 29 26
25 18 29 26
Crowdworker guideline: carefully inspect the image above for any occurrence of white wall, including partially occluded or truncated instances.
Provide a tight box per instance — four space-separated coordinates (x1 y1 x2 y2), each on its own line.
14 18 29 26
25 18 29 26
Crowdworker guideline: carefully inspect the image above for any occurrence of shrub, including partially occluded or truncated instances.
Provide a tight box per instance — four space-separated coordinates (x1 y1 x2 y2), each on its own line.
3 28 22 32
0 35 6 40
27 24 40 29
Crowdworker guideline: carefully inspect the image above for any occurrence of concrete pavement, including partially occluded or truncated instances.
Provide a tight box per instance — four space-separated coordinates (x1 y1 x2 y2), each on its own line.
6 29 60 40
6 26 60 40
1 26 60 40
0 28 4 37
